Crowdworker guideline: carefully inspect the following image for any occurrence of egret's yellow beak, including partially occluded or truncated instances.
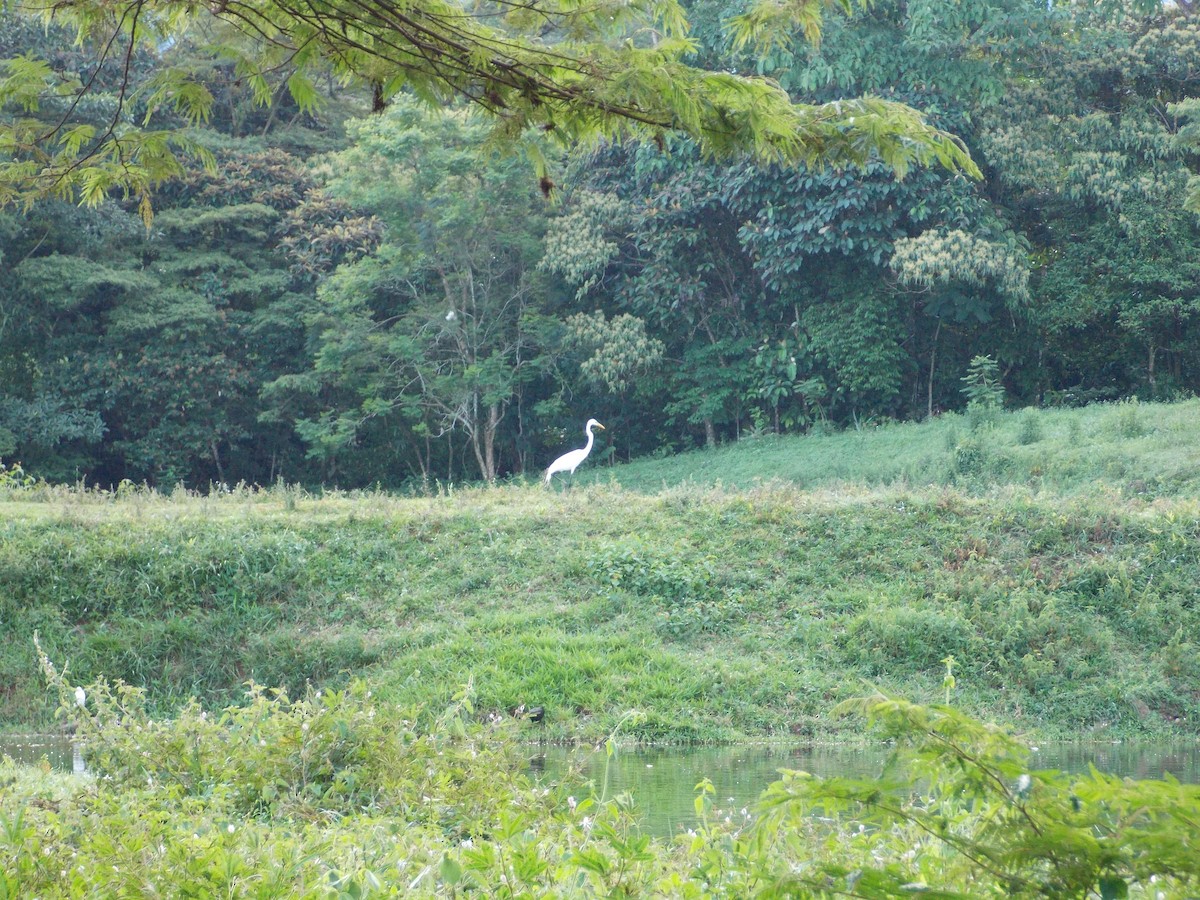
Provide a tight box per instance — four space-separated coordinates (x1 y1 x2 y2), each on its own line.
597 422 606 430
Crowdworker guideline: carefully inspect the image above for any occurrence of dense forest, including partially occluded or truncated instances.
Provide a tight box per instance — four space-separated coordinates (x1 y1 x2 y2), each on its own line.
2 0 1200 488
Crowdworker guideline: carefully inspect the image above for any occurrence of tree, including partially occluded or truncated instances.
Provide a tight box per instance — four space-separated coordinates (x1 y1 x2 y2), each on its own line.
287 98 556 482
981 12 1200 401
539 0 1050 445
0 0 977 214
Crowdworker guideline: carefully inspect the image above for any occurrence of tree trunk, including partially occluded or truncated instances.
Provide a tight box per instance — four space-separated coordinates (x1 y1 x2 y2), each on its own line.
1148 343 1157 398
704 417 716 448
210 440 226 485
927 318 941 419
485 404 501 480
471 403 503 481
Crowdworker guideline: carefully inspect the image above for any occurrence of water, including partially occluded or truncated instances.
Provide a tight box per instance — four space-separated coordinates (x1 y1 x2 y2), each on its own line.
0 733 85 774
536 741 1200 835
534 744 885 835
5 734 1198 836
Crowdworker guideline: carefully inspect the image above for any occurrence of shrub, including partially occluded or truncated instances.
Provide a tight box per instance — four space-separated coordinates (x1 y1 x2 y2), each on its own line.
1113 398 1147 438
10 666 1200 899
1017 407 1044 445
961 355 1004 407
845 606 982 674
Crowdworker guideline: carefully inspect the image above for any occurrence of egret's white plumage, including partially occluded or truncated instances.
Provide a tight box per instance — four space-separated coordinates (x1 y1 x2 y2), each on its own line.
544 419 605 483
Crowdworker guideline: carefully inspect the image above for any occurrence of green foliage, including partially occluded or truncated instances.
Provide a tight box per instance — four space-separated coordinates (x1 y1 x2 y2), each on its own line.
961 354 1005 410
0 459 38 492
564 311 664 394
540 190 631 298
7 665 1200 897
290 98 557 481
981 12 1200 403
891 228 1030 311
755 694 1200 897
7 0 1200 481
1016 408 1044 445
0 0 976 212
846 606 982 674
1112 398 1147 439
39 646 531 831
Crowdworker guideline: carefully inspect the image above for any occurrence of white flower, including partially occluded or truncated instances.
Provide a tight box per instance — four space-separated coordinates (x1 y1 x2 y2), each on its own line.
74 686 86 708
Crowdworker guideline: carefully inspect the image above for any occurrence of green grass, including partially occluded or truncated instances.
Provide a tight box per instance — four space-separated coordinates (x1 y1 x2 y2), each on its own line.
579 397 1200 496
4 398 1200 741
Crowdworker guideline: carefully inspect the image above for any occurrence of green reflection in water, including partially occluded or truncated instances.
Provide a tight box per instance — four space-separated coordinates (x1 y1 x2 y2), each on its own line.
536 742 1200 837
4 734 1198 838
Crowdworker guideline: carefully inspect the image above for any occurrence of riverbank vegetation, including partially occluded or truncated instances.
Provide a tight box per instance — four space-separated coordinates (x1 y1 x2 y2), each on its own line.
4 657 1199 898
5 399 1200 742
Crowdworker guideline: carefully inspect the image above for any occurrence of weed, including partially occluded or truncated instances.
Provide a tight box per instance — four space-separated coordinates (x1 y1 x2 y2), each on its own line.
1111 398 1145 438
8 674 1200 898
1017 407 1044 444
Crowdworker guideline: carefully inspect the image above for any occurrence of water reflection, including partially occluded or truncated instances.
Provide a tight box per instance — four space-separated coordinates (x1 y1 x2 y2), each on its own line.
536 742 1200 836
4 733 1198 837
0 733 81 773
1029 742 1200 783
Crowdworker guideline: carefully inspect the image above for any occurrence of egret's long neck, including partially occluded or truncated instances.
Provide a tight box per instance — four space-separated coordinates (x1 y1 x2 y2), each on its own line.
583 425 595 453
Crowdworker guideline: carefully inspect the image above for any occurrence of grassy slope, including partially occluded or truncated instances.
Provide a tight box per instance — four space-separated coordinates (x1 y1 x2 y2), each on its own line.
579 398 1200 495
4 399 1200 742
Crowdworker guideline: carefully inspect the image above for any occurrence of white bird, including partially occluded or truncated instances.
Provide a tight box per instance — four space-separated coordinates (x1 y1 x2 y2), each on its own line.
544 419 605 484
74 686 86 709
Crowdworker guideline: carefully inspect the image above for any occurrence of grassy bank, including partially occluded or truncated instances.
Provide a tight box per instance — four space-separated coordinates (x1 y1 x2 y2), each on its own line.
4 399 1200 741
582 396 1200 495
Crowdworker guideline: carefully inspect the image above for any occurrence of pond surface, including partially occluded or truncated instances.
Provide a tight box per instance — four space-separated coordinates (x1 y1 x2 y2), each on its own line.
5 734 1198 836
0 733 85 774
535 741 1200 836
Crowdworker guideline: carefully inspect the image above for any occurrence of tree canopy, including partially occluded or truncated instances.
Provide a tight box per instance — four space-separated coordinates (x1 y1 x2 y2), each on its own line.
0 0 976 215
3 0 1200 487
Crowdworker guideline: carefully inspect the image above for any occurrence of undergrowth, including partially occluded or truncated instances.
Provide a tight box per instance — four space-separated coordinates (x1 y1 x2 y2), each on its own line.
4 657 1199 898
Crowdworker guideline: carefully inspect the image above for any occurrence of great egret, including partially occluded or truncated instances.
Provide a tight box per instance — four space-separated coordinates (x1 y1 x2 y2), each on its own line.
544 419 605 484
